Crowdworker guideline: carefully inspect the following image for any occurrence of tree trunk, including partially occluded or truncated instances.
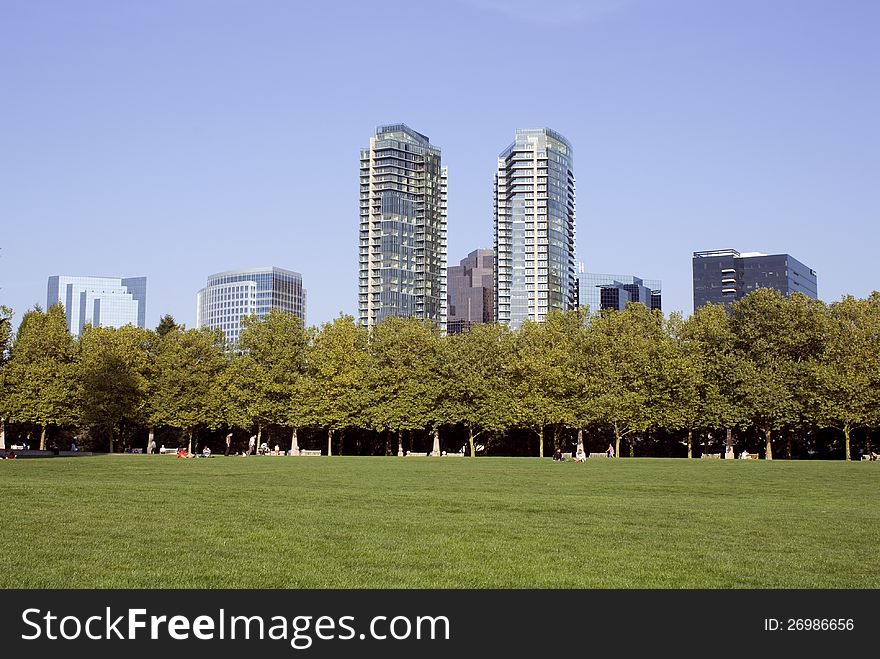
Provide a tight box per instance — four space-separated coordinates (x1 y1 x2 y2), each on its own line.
726 428 733 452
538 426 544 458
339 429 345 456
576 428 584 456
468 426 475 458
687 429 692 459
844 425 851 461
257 425 262 453
397 429 404 456
786 432 793 460
553 425 560 453
703 432 708 456
40 425 47 452
148 427 155 454
188 430 193 456
290 428 299 455
327 428 333 456
629 436 635 458
764 428 773 460
0 417 5 450
614 424 620 459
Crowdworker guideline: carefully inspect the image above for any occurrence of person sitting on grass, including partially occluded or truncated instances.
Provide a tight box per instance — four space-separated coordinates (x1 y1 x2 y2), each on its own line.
176 447 189 458
574 449 586 463
202 446 211 457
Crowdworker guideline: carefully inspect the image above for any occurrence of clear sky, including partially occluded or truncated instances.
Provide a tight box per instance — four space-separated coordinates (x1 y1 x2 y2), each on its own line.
2 0 878 331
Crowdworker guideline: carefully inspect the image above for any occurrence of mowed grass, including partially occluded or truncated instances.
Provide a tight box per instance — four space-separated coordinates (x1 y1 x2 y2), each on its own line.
0 455 877 588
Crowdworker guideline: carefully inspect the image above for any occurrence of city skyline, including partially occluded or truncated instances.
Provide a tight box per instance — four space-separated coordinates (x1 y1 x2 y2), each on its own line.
2 1 878 332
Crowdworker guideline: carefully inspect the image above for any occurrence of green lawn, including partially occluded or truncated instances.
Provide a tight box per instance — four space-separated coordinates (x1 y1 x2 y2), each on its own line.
0 455 877 588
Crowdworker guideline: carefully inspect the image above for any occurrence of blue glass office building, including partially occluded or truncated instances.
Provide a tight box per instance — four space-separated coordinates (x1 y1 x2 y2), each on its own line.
495 128 577 329
576 265 661 314
196 267 306 344
47 275 147 337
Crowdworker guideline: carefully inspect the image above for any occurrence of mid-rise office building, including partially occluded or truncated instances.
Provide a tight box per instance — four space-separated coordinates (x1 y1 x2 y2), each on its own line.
47 275 146 337
359 124 448 331
692 249 817 309
495 128 576 329
447 248 494 335
196 267 306 344
576 264 661 314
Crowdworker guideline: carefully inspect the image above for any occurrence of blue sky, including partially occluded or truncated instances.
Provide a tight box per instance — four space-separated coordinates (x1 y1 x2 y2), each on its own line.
2 0 878 330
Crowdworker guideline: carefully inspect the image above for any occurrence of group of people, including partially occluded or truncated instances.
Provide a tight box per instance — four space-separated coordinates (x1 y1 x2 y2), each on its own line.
553 443 616 462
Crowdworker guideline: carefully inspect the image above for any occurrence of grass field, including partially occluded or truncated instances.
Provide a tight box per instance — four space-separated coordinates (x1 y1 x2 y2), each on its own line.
0 455 877 588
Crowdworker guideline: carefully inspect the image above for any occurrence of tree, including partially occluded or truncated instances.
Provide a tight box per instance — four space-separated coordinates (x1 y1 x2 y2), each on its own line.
729 289 826 460
441 323 515 456
677 304 743 457
811 295 880 460
306 315 370 455
588 304 664 458
155 314 181 338
77 325 151 452
226 311 311 452
1 304 77 449
367 317 443 456
148 327 226 454
508 311 584 457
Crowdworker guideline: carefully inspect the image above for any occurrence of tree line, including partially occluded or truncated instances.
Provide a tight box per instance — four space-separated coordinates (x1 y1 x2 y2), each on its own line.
1 288 878 460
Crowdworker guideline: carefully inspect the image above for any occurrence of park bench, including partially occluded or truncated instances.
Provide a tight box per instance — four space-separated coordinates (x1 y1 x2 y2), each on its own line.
442 452 465 457
701 453 722 459
588 452 607 459
298 449 322 457
742 453 759 460
562 452 572 460
159 447 178 455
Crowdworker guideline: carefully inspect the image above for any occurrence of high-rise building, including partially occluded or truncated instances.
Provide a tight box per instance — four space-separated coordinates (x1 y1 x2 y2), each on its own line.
495 128 576 329
47 275 146 337
447 248 494 335
359 124 448 331
692 249 818 310
576 264 661 314
196 267 306 344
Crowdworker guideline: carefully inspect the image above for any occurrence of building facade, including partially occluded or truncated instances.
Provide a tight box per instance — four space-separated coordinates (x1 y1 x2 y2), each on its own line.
576 265 661 314
447 248 494 335
196 267 306 344
359 124 448 331
47 275 146 337
692 249 818 309
495 128 576 329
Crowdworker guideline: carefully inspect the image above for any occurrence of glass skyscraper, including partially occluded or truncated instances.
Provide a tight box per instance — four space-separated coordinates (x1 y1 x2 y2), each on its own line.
359 124 448 331
495 128 577 329
47 275 146 337
692 249 818 310
577 263 661 315
196 267 306 344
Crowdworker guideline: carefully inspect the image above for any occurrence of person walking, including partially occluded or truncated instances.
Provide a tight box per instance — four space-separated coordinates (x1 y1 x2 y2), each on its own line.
225 433 232 457
607 443 615 458
149 438 157 455
248 435 256 456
